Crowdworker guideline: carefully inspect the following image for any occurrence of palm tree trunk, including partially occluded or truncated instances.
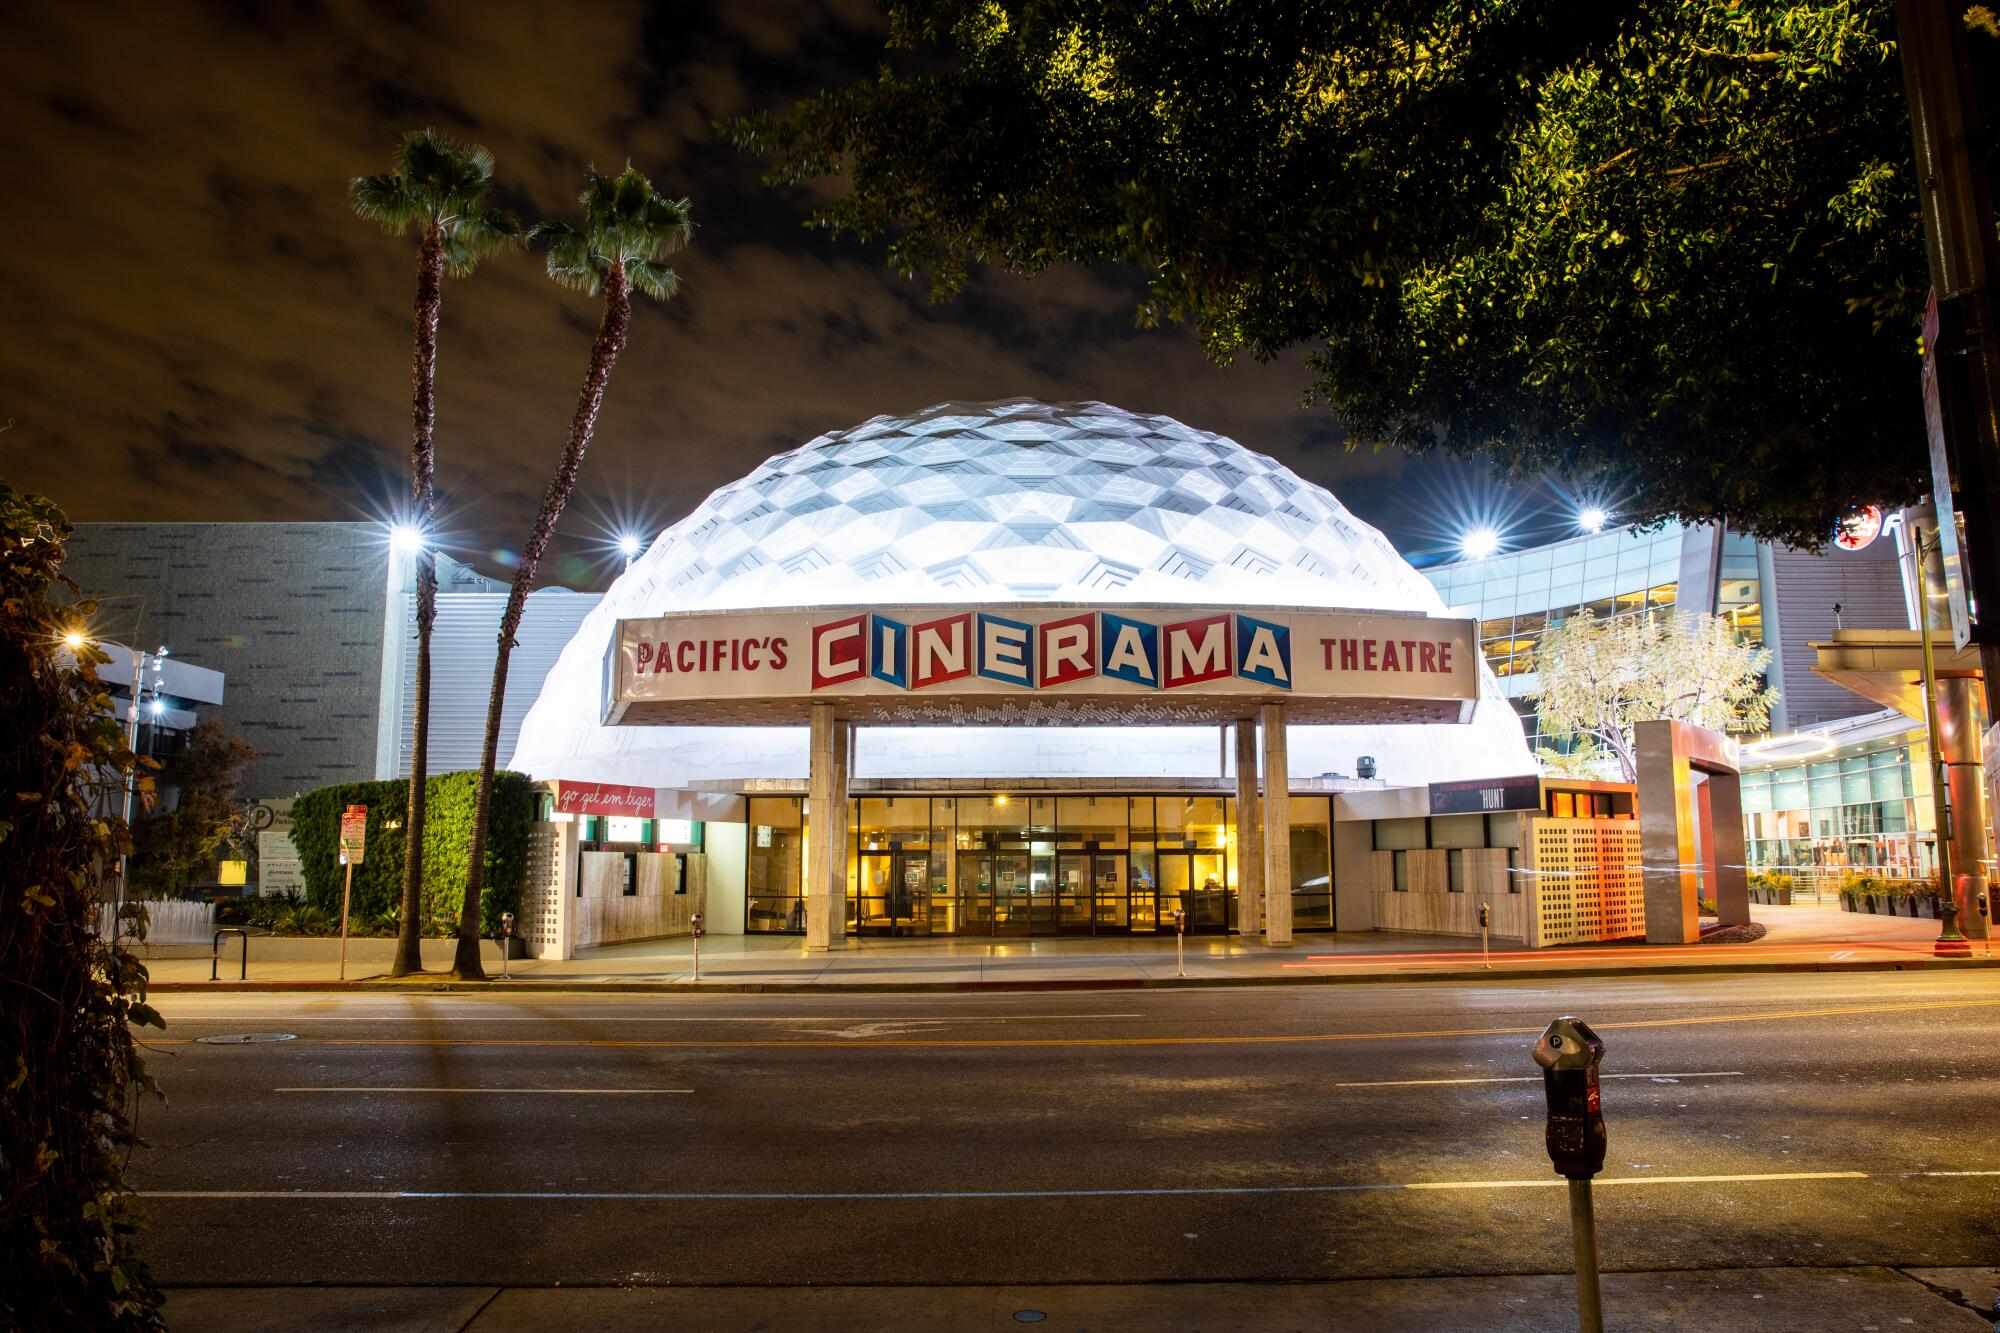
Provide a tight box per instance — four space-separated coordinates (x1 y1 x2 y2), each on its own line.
391 226 445 978
453 265 632 978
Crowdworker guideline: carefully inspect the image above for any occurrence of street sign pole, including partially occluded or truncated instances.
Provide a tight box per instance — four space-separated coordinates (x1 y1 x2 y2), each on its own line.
338 805 367 983
339 859 353 981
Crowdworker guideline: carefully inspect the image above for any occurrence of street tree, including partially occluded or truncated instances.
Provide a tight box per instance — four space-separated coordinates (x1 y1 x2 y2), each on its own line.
453 167 692 979
2 483 163 1330
350 130 522 977
733 1 1963 547
1530 610 1777 782
128 720 257 897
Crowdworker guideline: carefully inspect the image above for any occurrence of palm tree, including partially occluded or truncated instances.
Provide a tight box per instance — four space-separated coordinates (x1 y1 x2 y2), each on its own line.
452 166 692 978
350 130 521 977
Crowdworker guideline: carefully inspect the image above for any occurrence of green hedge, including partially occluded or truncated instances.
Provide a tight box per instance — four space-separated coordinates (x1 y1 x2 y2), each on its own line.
290 770 532 934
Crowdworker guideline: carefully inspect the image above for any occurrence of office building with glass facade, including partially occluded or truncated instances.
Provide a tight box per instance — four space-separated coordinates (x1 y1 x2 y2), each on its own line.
1422 513 1931 887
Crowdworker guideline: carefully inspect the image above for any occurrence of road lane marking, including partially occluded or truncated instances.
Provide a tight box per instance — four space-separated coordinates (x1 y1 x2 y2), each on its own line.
1404 1172 1866 1191
271 1087 693 1095
157 1013 1145 1024
1331 1071 1744 1089
133 1170 1877 1204
136 995 2000 1050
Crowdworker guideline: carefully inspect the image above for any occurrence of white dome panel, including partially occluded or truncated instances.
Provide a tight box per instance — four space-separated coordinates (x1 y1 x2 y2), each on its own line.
511 399 1533 785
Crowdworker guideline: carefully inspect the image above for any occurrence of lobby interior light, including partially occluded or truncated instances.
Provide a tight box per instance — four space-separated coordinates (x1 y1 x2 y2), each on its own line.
1460 527 1501 560
1577 505 1609 533
388 523 426 556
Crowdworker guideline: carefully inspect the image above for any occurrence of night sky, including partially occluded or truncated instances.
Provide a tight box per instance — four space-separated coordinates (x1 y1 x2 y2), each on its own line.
2 1 1553 591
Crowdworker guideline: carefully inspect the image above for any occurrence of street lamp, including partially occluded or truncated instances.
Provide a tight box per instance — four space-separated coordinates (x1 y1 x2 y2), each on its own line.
388 522 426 556
61 631 168 941
1461 527 1501 560
618 533 642 569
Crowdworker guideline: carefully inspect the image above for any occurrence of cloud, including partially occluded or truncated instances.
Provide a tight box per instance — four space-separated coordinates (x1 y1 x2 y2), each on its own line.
0 0 1443 588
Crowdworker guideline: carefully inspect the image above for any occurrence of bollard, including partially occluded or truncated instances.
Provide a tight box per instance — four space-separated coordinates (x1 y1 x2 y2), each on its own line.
1479 902 1491 970
1534 1017 1607 1333
691 911 705 983
1173 906 1186 978
499 912 514 981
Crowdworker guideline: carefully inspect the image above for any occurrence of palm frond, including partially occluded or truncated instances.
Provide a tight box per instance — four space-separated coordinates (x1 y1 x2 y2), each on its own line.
536 223 604 294
625 259 680 301
349 173 420 231
451 207 524 261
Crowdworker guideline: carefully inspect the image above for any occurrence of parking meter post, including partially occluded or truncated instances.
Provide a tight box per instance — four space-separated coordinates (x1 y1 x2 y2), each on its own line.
1534 1016 1607 1333
499 912 514 981
1173 907 1186 978
691 912 704 982
1479 902 1491 970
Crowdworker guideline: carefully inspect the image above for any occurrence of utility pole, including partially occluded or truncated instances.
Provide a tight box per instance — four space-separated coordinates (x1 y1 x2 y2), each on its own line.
1899 1 2000 940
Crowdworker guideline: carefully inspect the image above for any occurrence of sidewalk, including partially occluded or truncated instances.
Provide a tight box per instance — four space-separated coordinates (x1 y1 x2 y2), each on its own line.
141 904 2000 991
160 1266 2000 1331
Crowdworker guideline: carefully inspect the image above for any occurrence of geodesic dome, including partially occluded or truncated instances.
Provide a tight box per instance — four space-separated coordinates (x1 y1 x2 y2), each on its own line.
511 399 1533 785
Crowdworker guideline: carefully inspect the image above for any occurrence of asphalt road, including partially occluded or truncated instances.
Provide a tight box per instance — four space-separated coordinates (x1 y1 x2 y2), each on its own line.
133 973 2000 1288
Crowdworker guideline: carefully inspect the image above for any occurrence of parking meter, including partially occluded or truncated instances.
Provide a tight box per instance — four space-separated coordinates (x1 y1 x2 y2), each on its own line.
690 911 705 981
691 912 704 936
1478 903 1490 929
1535 1015 1607 1332
1477 902 1491 969
1533 1016 1606 1179
498 912 515 980
1172 906 1186 977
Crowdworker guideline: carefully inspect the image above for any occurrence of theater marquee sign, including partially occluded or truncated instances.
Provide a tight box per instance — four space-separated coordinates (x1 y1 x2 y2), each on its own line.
605 604 1479 727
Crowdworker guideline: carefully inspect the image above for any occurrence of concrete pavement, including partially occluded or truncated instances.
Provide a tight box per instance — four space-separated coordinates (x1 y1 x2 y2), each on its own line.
138 903 1993 991
162 1265 2000 1331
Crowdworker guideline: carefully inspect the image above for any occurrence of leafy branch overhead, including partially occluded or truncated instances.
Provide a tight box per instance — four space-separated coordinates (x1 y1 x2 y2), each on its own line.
734 1 1972 547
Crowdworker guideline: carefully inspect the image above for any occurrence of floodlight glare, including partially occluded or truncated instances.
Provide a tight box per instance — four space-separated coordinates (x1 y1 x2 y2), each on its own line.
618 534 643 559
1578 505 1609 533
388 523 426 556
148 698 166 717
62 630 89 650
1460 527 1501 560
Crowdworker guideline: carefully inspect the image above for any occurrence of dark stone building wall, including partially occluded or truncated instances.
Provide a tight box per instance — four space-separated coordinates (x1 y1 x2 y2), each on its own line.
64 523 391 798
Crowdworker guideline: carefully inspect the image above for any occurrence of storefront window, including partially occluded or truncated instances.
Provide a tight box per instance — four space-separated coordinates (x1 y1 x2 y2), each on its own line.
1289 796 1332 928
1058 795 1127 847
746 797 804 933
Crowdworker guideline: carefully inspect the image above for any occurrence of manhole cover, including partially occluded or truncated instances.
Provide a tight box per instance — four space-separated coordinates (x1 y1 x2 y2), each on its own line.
195 1033 297 1045
1013 1313 1046 1324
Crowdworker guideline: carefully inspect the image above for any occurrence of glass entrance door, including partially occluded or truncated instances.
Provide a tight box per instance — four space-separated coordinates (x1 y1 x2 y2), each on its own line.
1154 851 1232 933
1052 852 1131 933
856 851 934 936
957 851 1033 935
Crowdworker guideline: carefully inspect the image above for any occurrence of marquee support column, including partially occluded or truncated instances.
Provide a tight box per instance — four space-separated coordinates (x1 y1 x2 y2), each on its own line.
1234 720 1263 937
806 703 837 951
1260 702 1292 946
830 717 851 942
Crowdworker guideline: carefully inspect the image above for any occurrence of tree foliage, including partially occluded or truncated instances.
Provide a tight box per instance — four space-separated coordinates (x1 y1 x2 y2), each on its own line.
288 771 532 936
128 720 256 898
1530 609 1777 781
734 1 1962 546
349 129 523 275
0 483 163 1330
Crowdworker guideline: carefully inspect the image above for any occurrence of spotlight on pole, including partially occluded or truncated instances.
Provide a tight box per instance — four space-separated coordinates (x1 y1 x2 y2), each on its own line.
1577 505 1609 534
62 629 89 650
1461 527 1501 560
148 697 165 717
618 534 642 560
388 523 426 556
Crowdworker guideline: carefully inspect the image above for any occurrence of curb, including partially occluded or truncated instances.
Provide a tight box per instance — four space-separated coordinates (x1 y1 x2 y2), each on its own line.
148 954 2000 995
